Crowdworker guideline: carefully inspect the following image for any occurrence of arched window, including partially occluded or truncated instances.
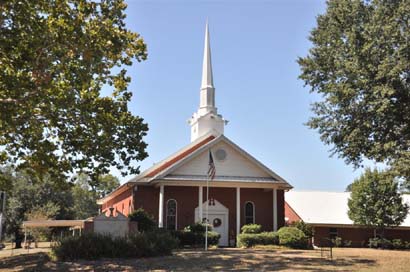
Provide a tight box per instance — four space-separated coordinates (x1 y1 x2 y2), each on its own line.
244 201 255 224
166 199 177 230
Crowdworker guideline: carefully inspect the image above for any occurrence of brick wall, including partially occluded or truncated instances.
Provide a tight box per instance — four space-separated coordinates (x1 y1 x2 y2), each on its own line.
102 185 285 236
101 187 133 216
284 201 302 223
133 186 159 221
313 226 410 247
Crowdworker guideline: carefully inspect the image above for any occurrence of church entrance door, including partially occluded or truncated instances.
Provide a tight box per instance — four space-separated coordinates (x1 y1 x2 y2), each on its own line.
195 198 229 247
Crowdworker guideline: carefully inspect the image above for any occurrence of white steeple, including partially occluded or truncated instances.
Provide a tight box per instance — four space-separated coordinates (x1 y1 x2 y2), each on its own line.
189 22 227 142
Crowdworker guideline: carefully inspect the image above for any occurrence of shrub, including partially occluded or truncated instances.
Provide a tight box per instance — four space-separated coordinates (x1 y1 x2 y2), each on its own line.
277 227 309 249
184 222 209 233
241 224 262 234
130 229 179 256
332 236 343 247
343 240 352 247
392 239 405 250
368 238 393 249
175 223 220 247
52 230 178 260
290 221 313 238
237 232 279 248
128 208 156 232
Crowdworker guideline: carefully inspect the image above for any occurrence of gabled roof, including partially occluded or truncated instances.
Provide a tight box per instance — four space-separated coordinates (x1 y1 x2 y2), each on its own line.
98 134 218 204
286 191 410 227
152 134 291 188
98 132 292 204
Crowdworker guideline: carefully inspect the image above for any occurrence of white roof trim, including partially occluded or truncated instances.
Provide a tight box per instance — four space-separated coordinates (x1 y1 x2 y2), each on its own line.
153 134 292 189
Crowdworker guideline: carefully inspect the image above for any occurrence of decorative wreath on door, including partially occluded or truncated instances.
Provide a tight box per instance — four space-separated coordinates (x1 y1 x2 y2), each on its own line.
213 218 222 228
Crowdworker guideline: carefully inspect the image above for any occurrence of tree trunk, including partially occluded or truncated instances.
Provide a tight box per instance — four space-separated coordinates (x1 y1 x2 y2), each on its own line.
14 231 22 249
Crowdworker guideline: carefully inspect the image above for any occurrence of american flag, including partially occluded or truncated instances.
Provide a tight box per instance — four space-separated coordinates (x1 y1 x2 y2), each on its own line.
208 150 216 180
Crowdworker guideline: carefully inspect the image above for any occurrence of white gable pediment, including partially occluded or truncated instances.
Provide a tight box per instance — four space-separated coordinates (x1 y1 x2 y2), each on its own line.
169 139 272 179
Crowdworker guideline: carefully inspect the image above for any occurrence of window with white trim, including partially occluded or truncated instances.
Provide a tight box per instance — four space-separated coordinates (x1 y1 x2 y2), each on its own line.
166 199 177 230
244 201 255 224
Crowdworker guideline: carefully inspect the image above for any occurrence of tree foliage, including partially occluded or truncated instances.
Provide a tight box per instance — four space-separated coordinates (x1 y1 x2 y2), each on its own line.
0 0 148 181
348 168 408 235
2 170 74 247
71 173 119 219
298 0 410 180
0 168 119 246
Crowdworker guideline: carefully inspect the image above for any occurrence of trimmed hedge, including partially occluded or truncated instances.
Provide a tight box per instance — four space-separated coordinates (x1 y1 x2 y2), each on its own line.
176 230 220 246
52 230 178 260
241 224 262 234
277 227 309 249
369 238 410 250
175 223 221 247
237 232 279 248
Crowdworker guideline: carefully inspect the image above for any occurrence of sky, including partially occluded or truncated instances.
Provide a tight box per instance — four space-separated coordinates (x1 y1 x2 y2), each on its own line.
111 0 374 191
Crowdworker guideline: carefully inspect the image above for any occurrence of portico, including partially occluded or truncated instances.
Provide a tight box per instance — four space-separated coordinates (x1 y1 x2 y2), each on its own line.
153 180 283 246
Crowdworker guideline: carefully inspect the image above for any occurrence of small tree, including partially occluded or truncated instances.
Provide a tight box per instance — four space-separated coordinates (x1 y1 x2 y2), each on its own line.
348 168 409 237
128 208 156 232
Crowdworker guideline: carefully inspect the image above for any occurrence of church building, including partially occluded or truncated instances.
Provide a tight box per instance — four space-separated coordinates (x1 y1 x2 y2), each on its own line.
98 24 293 246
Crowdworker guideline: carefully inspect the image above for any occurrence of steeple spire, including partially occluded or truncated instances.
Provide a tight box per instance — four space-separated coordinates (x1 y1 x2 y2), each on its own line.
189 22 226 142
199 22 216 111
201 22 214 90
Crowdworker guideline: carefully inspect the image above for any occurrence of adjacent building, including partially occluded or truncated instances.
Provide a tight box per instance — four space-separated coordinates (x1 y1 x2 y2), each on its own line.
285 191 410 247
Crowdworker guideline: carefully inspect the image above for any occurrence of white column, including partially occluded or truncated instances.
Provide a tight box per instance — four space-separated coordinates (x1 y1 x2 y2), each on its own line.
236 187 240 236
198 186 203 222
158 185 164 228
273 188 278 231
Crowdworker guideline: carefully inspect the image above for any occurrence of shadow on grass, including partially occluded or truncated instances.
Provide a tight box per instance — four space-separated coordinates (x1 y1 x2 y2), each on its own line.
0 252 52 271
0 248 377 272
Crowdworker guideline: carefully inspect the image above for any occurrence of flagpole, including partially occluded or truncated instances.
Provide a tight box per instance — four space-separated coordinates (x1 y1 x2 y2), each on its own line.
205 175 209 251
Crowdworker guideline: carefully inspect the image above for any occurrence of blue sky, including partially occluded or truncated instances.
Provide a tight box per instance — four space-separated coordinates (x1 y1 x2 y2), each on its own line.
113 0 373 191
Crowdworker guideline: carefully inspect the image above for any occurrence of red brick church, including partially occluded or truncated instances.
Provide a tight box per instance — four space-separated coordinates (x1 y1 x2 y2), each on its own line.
98 24 292 246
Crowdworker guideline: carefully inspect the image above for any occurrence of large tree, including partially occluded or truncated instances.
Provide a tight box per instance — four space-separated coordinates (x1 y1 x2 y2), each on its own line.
348 168 408 237
298 0 410 180
71 173 119 219
0 0 148 181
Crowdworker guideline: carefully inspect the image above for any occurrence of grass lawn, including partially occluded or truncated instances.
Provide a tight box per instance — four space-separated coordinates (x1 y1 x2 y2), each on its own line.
1 245 410 271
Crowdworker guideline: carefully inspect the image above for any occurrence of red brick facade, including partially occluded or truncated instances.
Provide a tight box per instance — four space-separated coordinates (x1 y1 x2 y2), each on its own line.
284 201 302 223
101 187 134 216
313 226 410 247
102 185 284 236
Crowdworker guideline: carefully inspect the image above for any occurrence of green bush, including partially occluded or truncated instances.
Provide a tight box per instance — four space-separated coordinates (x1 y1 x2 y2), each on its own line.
368 238 393 249
241 224 262 234
183 222 210 233
277 227 309 249
52 230 178 260
128 208 156 232
392 239 405 250
175 223 220 247
237 232 279 248
290 221 313 238
344 240 352 247
368 238 410 250
332 236 343 247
